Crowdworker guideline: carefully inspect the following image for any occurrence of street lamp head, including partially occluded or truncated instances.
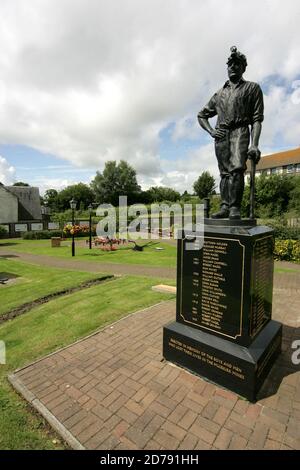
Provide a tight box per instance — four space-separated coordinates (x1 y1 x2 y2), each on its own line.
70 198 77 210
88 203 93 213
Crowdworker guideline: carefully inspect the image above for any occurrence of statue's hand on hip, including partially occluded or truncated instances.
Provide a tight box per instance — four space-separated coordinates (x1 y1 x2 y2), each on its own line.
211 128 227 140
247 146 261 164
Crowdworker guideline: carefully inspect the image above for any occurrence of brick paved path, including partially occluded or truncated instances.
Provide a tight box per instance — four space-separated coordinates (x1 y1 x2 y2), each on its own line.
10 292 300 450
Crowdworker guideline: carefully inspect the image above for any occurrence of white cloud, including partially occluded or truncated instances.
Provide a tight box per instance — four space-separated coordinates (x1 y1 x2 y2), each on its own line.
0 0 300 190
32 177 81 196
0 156 15 184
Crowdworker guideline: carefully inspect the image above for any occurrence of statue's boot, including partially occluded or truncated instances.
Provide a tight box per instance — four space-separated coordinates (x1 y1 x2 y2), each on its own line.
211 174 229 219
228 171 244 220
211 205 229 219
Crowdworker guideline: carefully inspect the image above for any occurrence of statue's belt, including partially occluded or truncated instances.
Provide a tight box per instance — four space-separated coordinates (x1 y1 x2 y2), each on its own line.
218 122 250 131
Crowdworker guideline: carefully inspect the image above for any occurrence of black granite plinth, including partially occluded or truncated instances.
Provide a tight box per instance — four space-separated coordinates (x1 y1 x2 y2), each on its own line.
163 319 282 402
163 222 282 401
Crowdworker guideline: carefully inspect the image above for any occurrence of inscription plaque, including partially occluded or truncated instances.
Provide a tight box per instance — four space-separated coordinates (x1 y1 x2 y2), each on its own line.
178 236 244 340
250 236 274 337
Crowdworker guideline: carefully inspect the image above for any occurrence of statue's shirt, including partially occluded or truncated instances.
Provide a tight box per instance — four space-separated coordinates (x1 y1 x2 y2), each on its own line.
198 79 264 129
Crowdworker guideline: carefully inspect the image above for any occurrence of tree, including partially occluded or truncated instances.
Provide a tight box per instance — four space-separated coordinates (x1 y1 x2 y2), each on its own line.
288 176 300 216
193 172 216 199
57 183 96 211
145 186 180 203
13 181 30 186
43 189 59 211
255 174 295 218
91 160 141 206
242 174 297 218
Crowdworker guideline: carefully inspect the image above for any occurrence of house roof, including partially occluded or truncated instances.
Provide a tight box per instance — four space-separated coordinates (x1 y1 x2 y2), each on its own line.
246 147 300 172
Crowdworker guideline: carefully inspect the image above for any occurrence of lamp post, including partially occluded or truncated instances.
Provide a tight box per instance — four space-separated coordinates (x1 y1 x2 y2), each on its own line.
88 203 93 249
70 198 77 257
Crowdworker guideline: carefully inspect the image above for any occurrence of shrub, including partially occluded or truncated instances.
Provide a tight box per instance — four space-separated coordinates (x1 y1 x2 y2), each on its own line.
0 225 8 238
274 239 300 262
258 220 300 240
23 230 63 240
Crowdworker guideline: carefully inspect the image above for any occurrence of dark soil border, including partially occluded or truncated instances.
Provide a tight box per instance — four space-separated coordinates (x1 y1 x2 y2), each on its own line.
0 275 115 324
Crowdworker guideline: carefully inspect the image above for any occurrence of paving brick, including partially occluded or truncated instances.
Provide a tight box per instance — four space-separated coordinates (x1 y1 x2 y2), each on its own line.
264 439 281 450
96 434 120 450
172 385 189 403
178 409 198 430
82 398 97 412
149 401 172 419
91 404 113 422
125 399 146 416
233 399 249 415
101 390 121 408
63 409 88 429
133 386 149 403
201 401 220 420
42 389 64 405
214 428 233 449
103 414 122 432
57 403 82 423
229 434 248 450
178 433 198 450
112 421 129 439
117 406 138 425
249 422 269 448
224 419 252 440
213 406 231 425
162 421 186 441
154 429 180 450
119 435 139 450
124 427 152 449
283 433 300 450
261 407 289 425
46 393 70 410
193 415 220 435
268 428 284 443
245 404 262 420
168 404 188 425
77 421 103 444
195 439 212 450
144 415 165 436
69 414 97 437
215 388 238 402
144 439 161 450
190 422 216 445
230 411 256 430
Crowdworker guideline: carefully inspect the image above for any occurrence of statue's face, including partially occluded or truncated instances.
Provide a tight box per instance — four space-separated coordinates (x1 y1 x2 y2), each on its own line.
227 60 244 81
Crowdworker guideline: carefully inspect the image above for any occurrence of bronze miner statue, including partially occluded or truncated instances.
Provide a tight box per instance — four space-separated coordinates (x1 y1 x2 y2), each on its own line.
198 46 264 219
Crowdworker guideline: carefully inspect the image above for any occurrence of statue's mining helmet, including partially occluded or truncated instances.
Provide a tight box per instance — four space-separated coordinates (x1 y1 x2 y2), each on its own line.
226 46 247 71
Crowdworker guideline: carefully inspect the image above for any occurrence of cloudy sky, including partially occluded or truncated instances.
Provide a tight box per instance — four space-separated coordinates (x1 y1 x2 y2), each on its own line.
0 0 300 194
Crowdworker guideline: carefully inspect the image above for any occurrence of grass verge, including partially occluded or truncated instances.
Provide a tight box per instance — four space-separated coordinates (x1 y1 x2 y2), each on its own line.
0 274 175 449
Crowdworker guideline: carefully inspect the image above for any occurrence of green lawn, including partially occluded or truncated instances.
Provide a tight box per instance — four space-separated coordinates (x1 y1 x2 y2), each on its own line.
0 258 104 316
0 273 175 449
0 238 177 267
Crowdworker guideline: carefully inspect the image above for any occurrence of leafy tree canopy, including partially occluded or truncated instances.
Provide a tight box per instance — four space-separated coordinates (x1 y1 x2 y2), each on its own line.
193 171 216 199
145 186 181 203
91 160 141 206
58 183 95 211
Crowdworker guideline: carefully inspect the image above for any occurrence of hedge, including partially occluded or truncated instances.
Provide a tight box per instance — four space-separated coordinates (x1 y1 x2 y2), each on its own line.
23 230 64 240
274 239 300 262
0 225 8 238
